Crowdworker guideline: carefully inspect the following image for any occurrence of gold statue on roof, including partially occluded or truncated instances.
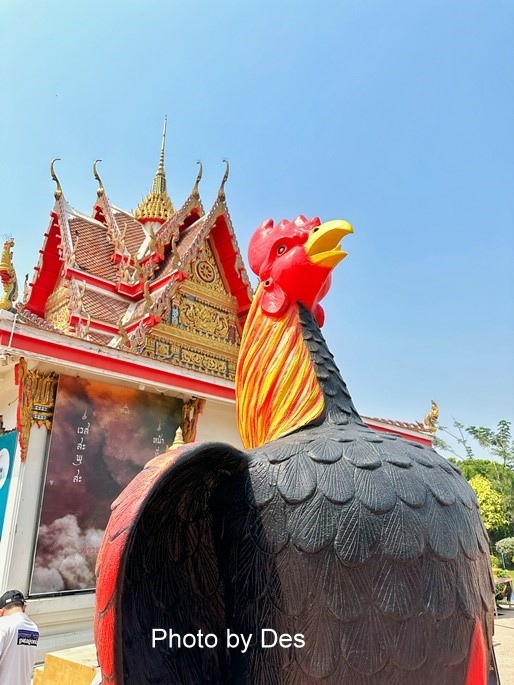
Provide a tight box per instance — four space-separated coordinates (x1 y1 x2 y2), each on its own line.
0 238 18 311
423 400 439 433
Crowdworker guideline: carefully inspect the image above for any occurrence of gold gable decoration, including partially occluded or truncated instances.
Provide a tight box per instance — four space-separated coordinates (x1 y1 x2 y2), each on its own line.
146 301 239 380
144 242 241 380
45 278 72 333
188 242 229 297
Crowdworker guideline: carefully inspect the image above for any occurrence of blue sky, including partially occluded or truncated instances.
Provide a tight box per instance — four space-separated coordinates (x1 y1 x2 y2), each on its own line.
1 0 513 453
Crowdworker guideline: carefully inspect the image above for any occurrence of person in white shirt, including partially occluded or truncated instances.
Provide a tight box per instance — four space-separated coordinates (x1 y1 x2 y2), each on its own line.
0 590 39 685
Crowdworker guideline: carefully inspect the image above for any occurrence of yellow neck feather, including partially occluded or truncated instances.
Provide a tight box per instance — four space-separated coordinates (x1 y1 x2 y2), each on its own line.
236 284 325 449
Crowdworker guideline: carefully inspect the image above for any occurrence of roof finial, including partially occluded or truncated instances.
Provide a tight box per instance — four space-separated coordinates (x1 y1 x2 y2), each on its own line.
50 158 63 199
93 159 105 197
152 116 167 195
159 116 167 170
133 118 174 220
193 160 203 196
218 159 230 199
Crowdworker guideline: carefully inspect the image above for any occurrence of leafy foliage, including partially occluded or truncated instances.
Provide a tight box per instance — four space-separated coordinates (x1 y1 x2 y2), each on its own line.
436 419 513 467
496 537 514 563
467 420 513 468
468 475 508 533
491 554 503 570
433 420 474 459
436 419 514 540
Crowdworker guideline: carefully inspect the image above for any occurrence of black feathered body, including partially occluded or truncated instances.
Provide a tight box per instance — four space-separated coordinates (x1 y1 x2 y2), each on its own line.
97 307 493 684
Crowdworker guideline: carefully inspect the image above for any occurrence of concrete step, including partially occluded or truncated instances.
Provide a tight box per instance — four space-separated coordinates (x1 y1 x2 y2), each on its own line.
32 665 45 684
32 643 98 685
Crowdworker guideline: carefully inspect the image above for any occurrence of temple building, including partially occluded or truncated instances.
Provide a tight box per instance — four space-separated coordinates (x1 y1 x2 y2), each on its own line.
0 122 436 658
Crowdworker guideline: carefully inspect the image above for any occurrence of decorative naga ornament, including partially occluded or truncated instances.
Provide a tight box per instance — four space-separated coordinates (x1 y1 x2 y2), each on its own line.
424 399 440 433
95 216 494 684
0 237 18 311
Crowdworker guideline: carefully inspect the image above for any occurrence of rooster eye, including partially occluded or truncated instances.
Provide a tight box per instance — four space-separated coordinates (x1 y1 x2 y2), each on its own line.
277 245 287 255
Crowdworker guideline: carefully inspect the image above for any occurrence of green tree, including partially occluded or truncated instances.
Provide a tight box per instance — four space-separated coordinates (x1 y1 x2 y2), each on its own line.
496 537 514 565
455 459 514 495
435 419 514 539
468 474 508 534
434 419 513 467
448 459 514 541
467 420 514 469
433 419 474 459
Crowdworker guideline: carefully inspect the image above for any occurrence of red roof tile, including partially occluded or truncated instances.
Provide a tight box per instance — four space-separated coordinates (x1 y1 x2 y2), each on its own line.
81 288 128 326
112 210 146 255
363 415 428 433
69 217 118 281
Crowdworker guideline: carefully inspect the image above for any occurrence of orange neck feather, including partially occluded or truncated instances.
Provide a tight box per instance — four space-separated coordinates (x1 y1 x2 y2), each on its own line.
236 284 325 449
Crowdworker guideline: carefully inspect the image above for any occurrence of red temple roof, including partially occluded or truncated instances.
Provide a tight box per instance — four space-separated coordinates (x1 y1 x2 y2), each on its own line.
23 149 252 358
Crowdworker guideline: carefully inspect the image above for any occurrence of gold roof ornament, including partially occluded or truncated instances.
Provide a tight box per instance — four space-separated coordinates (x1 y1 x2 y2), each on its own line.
93 159 105 197
50 158 63 199
423 400 439 433
117 316 132 349
143 280 153 312
0 237 18 311
192 160 203 196
134 117 174 220
217 159 230 200
169 427 185 449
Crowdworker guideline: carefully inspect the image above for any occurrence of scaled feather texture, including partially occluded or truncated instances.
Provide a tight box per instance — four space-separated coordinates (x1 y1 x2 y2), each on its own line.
95 218 493 685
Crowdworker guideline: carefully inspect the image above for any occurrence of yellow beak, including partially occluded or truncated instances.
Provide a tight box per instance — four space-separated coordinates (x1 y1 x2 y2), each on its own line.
305 219 354 268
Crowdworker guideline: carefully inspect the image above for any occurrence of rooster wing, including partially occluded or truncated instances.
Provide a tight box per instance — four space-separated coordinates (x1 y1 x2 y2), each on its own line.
95 443 252 684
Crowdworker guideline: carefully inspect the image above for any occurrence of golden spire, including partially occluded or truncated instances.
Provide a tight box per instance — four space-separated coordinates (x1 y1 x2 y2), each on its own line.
153 116 167 195
134 117 174 221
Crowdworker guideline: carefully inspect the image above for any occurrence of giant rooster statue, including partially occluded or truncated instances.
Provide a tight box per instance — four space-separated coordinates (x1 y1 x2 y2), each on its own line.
95 216 494 684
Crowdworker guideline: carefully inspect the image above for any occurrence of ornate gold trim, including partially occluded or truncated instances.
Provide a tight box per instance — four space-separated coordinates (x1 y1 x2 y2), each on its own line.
15 359 59 461
150 324 239 356
182 397 206 443
186 241 238 304
146 334 236 380
45 279 71 332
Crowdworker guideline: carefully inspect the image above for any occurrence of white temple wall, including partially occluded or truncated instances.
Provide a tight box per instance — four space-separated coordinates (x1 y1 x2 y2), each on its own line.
196 398 243 448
